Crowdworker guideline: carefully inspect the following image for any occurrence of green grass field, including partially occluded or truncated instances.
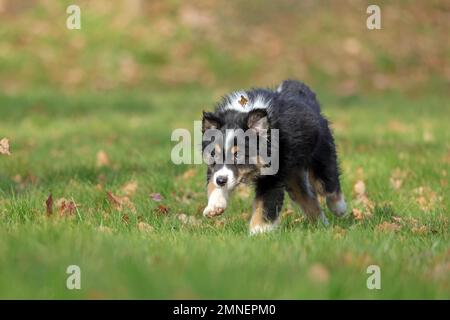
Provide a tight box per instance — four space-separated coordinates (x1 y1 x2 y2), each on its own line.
0 88 448 299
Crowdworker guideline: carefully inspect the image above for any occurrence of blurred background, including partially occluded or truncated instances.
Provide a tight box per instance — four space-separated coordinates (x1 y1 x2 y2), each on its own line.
0 0 449 96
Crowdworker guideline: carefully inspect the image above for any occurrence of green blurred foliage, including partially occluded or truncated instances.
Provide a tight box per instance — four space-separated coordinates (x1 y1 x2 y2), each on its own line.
0 0 449 95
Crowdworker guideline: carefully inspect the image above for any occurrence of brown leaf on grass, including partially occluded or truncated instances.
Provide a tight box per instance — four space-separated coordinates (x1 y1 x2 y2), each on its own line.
238 95 248 107
442 151 450 164
177 213 201 226
150 193 163 202
352 179 374 219
411 225 428 235
352 208 371 221
137 222 154 233
342 252 373 268
390 168 407 190
96 150 110 167
174 190 202 205
155 204 169 215
0 138 11 155
45 194 53 216
122 214 130 223
413 186 442 212
388 120 411 133
376 221 401 232
106 191 121 208
213 219 225 228
392 215 429 234
106 191 136 213
308 263 330 284
179 168 196 180
423 130 434 142
122 180 138 196
353 180 366 196
56 198 78 217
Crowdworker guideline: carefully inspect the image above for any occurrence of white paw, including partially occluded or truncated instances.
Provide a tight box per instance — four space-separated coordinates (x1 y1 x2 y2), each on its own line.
203 188 228 218
203 204 226 217
249 223 277 236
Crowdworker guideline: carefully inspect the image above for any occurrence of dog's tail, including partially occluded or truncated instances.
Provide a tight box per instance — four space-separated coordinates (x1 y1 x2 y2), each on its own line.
276 79 321 113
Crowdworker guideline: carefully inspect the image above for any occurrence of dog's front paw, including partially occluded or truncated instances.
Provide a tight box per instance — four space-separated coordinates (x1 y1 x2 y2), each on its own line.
203 188 228 218
203 204 225 218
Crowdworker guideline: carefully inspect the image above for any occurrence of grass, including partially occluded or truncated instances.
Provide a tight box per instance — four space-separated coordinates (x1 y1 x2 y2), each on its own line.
0 88 449 299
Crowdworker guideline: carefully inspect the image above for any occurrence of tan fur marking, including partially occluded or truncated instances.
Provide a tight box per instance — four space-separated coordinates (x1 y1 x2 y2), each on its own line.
308 169 325 196
230 145 239 155
207 180 215 197
287 177 322 221
250 198 266 229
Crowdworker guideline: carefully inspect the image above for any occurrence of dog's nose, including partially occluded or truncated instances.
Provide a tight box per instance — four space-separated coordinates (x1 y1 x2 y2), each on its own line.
216 176 228 187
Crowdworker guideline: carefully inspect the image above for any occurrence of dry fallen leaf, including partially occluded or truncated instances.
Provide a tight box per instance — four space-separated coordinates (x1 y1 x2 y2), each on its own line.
96 150 110 167
238 95 248 107
106 191 136 212
150 193 163 202
352 179 374 219
180 168 196 180
122 214 130 223
308 263 330 284
376 221 401 232
213 219 225 228
137 222 154 233
342 252 373 268
106 191 121 208
411 225 428 235
56 198 78 217
352 208 364 220
122 180 138 196
155 204 169 215
177 213 201 226
353 180 366 196
423 130 434 142
390 168 407 190
45 194 53 216
388 120 411 133
413 186 442 212
0 138 11 155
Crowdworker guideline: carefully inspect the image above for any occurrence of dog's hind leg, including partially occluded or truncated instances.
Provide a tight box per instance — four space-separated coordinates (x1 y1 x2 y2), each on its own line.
249 179 284 235
310 148 347 217
307 120 347 217
286 170 329 225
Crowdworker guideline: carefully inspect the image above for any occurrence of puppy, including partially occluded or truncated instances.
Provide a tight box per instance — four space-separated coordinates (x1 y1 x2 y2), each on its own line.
201 80 346 235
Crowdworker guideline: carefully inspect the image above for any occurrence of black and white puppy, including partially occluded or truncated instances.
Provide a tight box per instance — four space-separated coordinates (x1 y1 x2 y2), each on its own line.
202 80 346 235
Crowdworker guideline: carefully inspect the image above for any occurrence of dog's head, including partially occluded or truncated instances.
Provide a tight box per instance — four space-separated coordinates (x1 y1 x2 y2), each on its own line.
202 107 271 191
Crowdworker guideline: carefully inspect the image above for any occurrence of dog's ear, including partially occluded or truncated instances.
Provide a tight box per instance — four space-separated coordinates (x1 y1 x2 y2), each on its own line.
202 111 221 132
247 109 269 134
